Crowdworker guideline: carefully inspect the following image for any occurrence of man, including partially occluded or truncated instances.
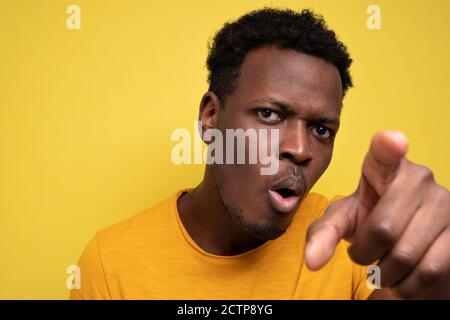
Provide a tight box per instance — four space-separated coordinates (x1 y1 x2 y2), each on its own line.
71 8 449 300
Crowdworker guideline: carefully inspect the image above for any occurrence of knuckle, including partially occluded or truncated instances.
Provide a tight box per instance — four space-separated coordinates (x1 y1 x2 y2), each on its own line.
415 165 434 183
390 246 417 269
371 219 397 245
417 262 445 286
426 185 450 215
435 186 450 205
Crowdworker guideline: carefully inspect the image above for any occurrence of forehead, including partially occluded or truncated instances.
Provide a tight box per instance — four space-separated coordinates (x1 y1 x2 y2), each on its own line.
229 46 343 116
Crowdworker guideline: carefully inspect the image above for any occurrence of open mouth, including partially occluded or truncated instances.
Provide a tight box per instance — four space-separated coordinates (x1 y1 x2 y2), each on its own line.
274 187 297 198
268 187 301 214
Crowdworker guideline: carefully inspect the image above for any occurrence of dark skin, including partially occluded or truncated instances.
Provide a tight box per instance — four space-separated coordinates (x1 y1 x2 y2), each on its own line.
178 46 450 299
178 47 341 255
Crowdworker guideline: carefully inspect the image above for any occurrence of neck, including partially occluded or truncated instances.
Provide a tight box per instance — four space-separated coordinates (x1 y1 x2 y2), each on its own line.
177 167 267 256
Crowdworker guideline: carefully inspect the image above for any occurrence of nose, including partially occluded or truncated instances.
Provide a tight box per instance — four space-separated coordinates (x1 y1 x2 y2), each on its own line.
279 121 312 166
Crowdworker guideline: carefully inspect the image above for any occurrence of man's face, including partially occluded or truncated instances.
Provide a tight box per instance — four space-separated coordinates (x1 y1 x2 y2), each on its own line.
211 46 343 240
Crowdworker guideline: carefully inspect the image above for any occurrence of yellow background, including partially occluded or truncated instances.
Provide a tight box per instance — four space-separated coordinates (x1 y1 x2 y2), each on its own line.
0 0 449 299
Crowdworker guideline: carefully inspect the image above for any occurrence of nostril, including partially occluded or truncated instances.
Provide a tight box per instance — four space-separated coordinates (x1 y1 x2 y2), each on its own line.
281 152 311 166
281 152 295 160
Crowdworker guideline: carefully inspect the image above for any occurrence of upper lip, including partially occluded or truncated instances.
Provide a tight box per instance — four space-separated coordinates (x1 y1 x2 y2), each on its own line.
269 175 303 196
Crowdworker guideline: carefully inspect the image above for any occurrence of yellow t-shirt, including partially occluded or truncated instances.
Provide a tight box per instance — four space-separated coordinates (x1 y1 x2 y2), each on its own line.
70 190 374 300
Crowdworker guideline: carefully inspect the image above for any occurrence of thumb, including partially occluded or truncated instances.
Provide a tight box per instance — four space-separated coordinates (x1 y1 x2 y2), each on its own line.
305 194 358 271
362 131 408 195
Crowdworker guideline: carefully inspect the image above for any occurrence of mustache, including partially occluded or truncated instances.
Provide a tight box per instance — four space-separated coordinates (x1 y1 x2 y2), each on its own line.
265 166 307 193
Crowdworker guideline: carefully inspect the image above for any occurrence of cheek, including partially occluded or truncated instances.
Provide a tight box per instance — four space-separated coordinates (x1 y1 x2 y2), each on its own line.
308 147 333 185
215 163 265 204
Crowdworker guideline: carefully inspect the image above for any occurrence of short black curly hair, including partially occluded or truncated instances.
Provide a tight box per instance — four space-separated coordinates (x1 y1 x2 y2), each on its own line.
206 8 353 105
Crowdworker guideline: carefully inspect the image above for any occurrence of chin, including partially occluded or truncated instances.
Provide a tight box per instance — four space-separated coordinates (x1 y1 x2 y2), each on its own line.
242 212 293 240
247 222 288 240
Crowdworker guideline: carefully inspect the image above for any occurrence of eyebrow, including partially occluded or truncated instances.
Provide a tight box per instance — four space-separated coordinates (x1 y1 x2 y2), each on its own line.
254 97 340 126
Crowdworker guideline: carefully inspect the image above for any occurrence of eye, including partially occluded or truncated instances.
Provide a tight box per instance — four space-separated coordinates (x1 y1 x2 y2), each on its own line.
312 125 334 140
256 109 282 124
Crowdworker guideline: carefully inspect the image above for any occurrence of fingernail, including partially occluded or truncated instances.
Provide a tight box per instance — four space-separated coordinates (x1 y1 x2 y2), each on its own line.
389 131 408 146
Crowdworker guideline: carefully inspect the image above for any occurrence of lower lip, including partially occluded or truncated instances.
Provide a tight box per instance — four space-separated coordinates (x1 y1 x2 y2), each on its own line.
268 190 301 214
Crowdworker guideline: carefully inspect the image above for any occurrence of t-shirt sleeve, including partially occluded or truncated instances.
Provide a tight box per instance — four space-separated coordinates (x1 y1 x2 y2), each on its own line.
69 234 111 300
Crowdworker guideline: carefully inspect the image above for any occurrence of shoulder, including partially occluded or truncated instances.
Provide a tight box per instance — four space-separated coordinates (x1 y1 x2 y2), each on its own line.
95 191 180 250
71 190 183 299
80 190 181 272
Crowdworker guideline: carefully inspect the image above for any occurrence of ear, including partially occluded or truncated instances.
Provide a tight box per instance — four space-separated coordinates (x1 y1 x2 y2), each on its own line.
198 91 221 144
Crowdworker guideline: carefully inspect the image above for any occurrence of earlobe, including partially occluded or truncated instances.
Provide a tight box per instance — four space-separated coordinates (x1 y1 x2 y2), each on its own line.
198 91 221 143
